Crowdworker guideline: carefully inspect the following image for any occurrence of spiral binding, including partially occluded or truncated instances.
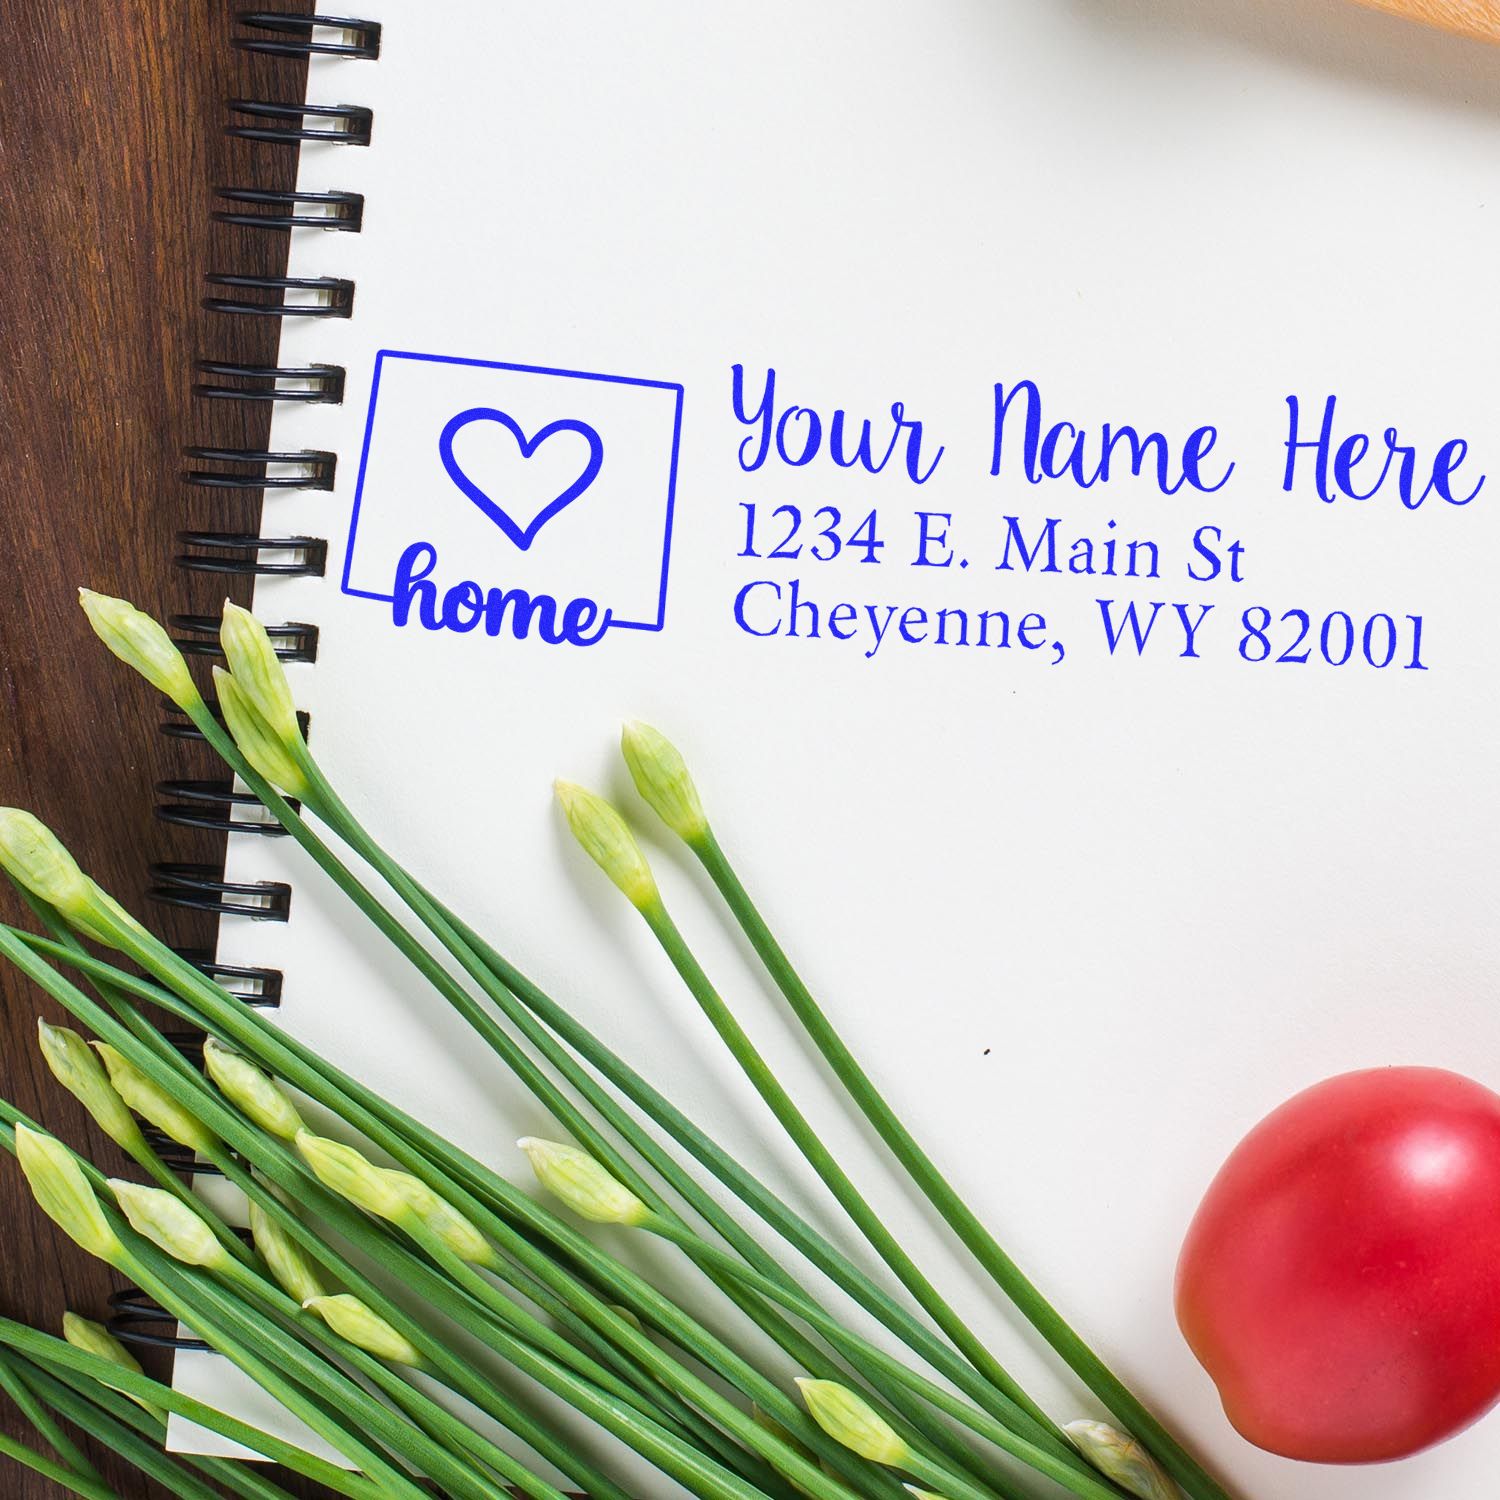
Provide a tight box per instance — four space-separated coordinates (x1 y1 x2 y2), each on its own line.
122 12 376 1359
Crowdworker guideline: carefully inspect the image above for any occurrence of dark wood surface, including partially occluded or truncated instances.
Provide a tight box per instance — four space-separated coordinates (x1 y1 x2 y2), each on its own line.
0 4 317 1493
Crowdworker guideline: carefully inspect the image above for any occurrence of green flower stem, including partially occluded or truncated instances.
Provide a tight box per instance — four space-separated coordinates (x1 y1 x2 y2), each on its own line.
123 1251 493 1500
173 714 1058 1465
106 1246 454 1500
190 1061 766 1497
0 938 791 1500
217 1163 662 1500
7 942 772 1500
178 716 687 1225
637 891 1060 1450
429 906 1060 1454
219 1209 782 1500
19 1355 302 1500
224 1227 772 1500
152 951 965 1500
16 919 896 1500
395 1202 889 1500
8 918 1056 1500
692 830 1231 1500
15 1374 224 1500
0 934 715 1500
210 736 880 1459
6 1120 450 1500
648 1219 1128 1500
901 1448 1020 1500
12 884 258 1275
0 1347 102 1487
299 787 866 1344
225 1184 664 1500
239 803 981 1491
176 714 864 1475
0 1121 409 1500
0 1431 120 1500
218 1258 568 1500
105 967 677 1472
0 1319 386 1500
308 819 1021 1493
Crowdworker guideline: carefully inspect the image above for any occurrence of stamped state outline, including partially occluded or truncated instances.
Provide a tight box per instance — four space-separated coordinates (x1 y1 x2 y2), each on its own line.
342 347 685 634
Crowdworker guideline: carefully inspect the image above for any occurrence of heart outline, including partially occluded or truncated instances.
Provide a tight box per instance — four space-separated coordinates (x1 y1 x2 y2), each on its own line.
438 405 604 551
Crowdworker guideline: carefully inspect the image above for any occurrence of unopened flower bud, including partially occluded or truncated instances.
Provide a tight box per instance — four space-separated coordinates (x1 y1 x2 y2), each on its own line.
303 1294 422 1367
212 668 310 799
110 1180 230 1271
37 1020 144 1154
1064 1421 1176 1500
62 1313 165 1423
92 1044 216 1155
382 1169 493 1264
795 1380 911 1467
78 590 201 712
518 1138 651 1226
554 782 658 909
294 1131 406 1221
621 722 708 844
219 603 303 745
15 1126 126 1266
0 811 96 921
249 1200 326 1305
203 1037 303 1140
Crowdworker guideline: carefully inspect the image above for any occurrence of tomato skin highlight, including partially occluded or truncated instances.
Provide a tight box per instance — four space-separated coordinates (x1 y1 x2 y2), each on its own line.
1175 1067 1500 1464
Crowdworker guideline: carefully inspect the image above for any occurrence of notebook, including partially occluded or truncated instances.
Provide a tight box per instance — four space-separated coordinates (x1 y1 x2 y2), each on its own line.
164 6 1500 1497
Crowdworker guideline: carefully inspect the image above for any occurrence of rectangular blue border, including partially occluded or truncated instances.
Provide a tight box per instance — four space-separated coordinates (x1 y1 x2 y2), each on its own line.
342 348 685 634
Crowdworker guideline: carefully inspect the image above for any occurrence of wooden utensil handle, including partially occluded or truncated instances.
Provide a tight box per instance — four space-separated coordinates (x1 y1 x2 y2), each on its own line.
1354 0 1500 42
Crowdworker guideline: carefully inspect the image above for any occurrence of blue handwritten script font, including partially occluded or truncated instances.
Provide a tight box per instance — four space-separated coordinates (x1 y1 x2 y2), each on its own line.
391 541 610 646
724 364 1482 673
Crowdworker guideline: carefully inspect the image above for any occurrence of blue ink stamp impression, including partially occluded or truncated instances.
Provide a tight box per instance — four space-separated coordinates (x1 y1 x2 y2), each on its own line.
345 350 684 645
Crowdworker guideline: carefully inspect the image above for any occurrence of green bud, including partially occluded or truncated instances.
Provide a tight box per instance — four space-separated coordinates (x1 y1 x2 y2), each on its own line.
212 667 310 799
62 1313 165 1424
795 1379 911 1467
78 590 201 712
110 1180 231 1270
92 1043 216 1155
15 1125 126 1266
248 1200 327 1304
621 722 708 844
382 1169 493 1264
294 1130 407 1221
553 782 658 909
303 1294 422 1367
518 1137 651 1227
37 1020 144 1154
1063 1421 1177 1500
0 810 96 921
219 602 302 748
203 1037 303 1140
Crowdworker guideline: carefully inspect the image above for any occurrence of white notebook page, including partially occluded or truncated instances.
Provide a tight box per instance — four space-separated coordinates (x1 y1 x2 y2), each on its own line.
173 5 1500 1497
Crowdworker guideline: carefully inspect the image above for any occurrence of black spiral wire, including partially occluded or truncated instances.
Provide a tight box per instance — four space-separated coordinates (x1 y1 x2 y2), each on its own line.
115 9 376 1357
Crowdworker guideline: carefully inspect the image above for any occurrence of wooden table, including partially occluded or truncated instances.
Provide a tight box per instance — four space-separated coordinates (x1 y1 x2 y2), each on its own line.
0 3 320 1493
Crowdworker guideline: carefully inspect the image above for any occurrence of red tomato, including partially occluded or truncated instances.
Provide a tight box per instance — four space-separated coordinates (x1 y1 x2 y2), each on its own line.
1175 1067 1500 1463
